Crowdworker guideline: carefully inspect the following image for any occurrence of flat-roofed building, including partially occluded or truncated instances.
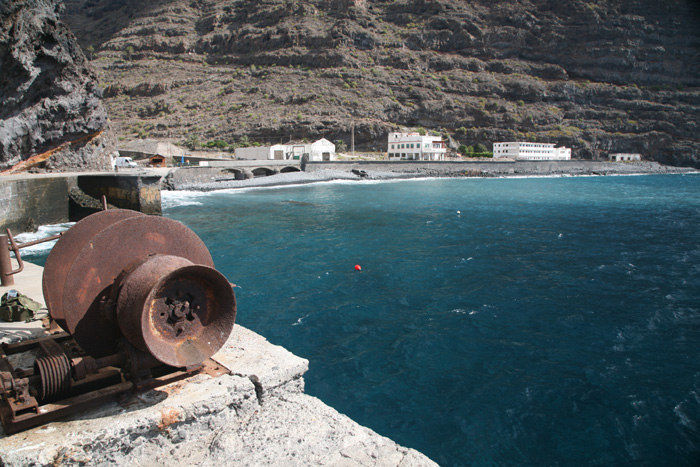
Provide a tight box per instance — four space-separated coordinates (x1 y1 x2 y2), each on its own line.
235 139 336 161
493 142 571 161
609 153 641 162
387 133 446 161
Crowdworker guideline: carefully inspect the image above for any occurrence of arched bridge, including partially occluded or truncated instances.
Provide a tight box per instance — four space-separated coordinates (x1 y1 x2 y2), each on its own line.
200 160 302 180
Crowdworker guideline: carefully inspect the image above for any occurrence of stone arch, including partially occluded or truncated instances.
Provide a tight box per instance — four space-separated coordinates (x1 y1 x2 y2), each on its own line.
252 167 276 177
280 166 301 173
222 168 249 180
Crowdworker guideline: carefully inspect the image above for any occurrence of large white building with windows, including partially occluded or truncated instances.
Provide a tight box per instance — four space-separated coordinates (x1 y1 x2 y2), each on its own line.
387 132 447 161
493 142 571 161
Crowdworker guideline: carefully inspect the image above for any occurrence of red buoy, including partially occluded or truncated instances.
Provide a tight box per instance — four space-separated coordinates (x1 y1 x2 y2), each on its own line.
355 264 362 271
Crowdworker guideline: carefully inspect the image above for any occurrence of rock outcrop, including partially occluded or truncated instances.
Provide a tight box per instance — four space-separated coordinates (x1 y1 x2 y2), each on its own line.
0 0 115 172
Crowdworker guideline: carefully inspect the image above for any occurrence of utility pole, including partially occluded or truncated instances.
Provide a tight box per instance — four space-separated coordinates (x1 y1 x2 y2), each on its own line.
351 123 355 158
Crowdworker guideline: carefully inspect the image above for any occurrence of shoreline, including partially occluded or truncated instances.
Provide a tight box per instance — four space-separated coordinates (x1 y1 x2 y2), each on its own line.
168 160 698 192
2 160 697 236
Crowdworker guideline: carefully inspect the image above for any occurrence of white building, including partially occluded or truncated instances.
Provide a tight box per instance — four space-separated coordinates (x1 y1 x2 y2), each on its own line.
235 139 336 161
309 138 336 161
493 142 571 161
609 153 641 162
387 132 446 161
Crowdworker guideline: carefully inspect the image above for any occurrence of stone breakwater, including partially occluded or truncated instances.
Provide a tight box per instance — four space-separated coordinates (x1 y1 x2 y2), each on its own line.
166 160 696 192
304 160 696 178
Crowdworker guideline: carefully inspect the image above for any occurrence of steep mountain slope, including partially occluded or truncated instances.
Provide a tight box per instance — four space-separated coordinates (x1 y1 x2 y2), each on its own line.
0 0 115 172
62 0 700 166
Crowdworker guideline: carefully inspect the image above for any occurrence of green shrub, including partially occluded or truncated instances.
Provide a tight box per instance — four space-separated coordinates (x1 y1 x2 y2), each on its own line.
185 134 200 150
204 140 229 149
335 140 347 152
458 144 473 155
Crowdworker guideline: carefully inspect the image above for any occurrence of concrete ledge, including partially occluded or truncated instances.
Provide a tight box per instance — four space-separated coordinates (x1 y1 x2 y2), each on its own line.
0 325 436 466
0 263 437 466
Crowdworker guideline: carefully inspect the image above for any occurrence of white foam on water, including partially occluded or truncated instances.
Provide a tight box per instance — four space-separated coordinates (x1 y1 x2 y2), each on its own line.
160 190 208 208
292 313 311 326
11 222 74 257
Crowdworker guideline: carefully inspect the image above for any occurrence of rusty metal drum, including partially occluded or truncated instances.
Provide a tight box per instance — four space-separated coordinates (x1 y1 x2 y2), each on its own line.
42 209 146 330
42 210 236 363
115 255 236 368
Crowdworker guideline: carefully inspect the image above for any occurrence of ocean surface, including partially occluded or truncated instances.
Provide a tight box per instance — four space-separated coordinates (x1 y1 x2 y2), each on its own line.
21 174 700 466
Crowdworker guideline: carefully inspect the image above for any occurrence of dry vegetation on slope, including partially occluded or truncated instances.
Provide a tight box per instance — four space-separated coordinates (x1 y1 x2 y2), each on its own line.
62 0 700 166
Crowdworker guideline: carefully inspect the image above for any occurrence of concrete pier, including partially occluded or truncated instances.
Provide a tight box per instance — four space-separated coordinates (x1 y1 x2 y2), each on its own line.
0 264 437 466
0 170 169 234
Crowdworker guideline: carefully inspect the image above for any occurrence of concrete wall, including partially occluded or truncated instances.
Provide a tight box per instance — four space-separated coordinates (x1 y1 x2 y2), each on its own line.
77 174 162 215
201 160 301 168
304 159 669 177
0 175 77 234
1 173 163 234
235 146 271 160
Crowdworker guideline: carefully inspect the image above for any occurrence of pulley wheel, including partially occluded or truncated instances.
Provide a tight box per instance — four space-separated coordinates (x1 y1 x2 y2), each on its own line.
61 215 215 357
43 209 145 329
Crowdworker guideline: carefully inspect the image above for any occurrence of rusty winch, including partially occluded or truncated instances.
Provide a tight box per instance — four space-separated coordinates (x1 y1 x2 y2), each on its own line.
0 208 236 434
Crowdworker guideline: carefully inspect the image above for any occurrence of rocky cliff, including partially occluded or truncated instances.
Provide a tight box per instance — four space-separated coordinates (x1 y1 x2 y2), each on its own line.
0 0 115 172
56 0 700 167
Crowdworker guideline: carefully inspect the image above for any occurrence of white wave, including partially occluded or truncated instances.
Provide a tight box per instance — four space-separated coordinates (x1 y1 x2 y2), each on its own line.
213 176 390 193
674 402 695 429
160 190 208 208
11 222 74 257
292 313 311 326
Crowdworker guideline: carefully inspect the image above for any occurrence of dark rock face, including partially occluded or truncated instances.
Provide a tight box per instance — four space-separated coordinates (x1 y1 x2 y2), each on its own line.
0 0 115 172
59 0 700 168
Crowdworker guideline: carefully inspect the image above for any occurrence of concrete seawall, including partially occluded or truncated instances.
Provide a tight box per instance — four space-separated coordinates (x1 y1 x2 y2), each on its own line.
305 159 691 177
0 174 75 233
1 172 164 234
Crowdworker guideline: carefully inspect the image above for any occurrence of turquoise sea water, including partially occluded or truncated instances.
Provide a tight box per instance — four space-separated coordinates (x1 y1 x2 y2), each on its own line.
22 174 700 465
159 174 700 466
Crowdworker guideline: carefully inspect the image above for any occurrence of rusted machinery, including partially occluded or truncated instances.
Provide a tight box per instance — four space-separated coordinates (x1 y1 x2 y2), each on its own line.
0 208 236 434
